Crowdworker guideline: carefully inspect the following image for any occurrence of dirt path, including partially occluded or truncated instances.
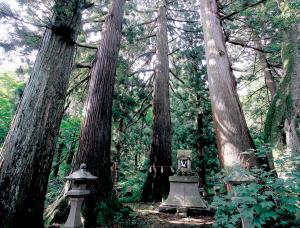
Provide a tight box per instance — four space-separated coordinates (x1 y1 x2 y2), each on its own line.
128 203 214 228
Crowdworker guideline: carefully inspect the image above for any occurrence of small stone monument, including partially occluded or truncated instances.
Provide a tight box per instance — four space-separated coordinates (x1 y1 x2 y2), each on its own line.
159 150 208 215
226 169 256 228
177 150 192 171
64 163 97 228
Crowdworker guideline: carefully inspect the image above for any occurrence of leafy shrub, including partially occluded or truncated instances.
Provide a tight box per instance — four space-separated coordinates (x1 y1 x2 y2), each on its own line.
211 167 300 228
176 169 195 176
95 197 140 227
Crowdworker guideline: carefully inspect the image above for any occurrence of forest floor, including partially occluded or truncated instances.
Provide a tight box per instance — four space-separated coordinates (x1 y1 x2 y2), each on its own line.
127 203 214 227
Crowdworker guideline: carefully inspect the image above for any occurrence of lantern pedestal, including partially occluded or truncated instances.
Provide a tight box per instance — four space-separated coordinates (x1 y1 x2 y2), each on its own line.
65 197 84 228
226 168 256 228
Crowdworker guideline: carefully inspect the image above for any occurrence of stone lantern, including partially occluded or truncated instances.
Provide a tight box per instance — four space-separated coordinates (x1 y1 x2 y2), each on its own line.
225 169 256 228
159 150 209 216
64 163 97 228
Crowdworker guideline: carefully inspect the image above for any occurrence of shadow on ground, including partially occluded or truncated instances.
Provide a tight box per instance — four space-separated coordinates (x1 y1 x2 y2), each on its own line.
127 203 214 227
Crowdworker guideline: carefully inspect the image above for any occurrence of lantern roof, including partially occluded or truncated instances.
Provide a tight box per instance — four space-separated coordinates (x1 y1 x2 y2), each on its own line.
65 163 97 181
225 169 256 185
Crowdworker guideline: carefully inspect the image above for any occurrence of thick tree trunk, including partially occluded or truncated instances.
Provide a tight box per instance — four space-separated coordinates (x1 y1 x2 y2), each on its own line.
141 3 172 202
264 1 300 177
0 1 82 227
73 0 125 226
200 0 258 171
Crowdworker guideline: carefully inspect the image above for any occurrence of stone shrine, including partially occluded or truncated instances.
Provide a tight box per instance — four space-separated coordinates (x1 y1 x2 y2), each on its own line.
159 150 208 214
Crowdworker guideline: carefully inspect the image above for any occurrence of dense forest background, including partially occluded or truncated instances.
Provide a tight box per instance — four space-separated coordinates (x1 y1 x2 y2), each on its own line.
0 0 299 227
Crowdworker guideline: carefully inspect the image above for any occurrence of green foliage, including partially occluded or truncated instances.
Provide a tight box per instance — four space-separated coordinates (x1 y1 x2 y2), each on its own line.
212 166 300 228
0 73 24 144
95 197 140 226
176 169 195 176
118 162 148 203
45 115 81 207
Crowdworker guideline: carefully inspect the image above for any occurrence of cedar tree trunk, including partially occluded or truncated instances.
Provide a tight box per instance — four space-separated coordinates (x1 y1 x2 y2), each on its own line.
200 0 258 171
264 0 300 177
141 3 172 202
0 1 82 227
53 142 64 177
254 39 276 98
197 111 206 189
74 0 125 226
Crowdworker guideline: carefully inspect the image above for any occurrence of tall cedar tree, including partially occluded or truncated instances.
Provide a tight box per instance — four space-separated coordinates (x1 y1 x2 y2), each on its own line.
200 0 259 171
265 0 300 177
0 1 83 227
141 2 172 202
73 0 125 226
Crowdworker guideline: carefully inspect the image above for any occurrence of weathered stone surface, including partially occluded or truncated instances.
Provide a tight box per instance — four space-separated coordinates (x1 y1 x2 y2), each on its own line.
169 176 198 183
177 150 192 159
65 163 97 181
160 176 208 209
64 198 84 228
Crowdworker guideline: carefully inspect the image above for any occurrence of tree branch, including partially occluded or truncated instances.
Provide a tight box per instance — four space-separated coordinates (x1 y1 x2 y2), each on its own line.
221 0 267 20
136 34 156 41
167 17 199 23
170 69 184 84
76 43 98 50
227 40 272 53
168 25 201 33
129 50 156 68
168 48 180 55
129 69 155 76
67 75 91 96
125 89 153 130
74 63 92 69
137 18 157 26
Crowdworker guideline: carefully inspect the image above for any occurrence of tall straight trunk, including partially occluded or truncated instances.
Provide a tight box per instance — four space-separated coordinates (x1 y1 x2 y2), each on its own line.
66 138 77 165
0 1 82 227
251 32 277 170
141 3 172 202
200 0 259 171
74 0 125 226
264 0 300 177
254 39 276 98
53 142 65 177
197 111 206 189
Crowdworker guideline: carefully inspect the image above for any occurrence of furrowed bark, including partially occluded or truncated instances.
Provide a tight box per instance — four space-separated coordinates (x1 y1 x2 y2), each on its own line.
197 111 206 189
53 142 64 177
0 1 82 227
141 2 172 202
254 38 276 98
200 0 259 171
74 0 125 226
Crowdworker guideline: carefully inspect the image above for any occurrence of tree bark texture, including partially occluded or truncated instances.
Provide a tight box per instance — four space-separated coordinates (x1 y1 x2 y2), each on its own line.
264 0 300 177
141 3 172 202
197 111 206 189
254 38 276 98
200 0 258 171
0 1 82 227
53 142 64 177
74 0 125 226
